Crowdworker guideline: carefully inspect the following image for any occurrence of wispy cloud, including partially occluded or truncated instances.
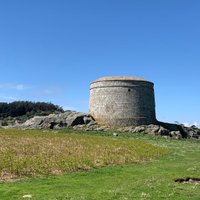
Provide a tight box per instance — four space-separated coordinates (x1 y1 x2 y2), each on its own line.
15 84 26 91
0 96 17 101
0 83 28 91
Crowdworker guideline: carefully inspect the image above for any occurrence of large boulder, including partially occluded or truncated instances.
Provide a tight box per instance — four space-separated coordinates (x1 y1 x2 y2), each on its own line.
23 116 47 129
65 112 86 127
9 111 96 130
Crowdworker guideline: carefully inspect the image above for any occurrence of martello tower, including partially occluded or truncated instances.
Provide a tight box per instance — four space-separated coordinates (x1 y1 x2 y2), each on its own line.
89 76 156 127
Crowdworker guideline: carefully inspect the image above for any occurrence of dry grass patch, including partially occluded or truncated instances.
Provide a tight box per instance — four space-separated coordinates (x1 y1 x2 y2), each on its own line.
0 129 167 180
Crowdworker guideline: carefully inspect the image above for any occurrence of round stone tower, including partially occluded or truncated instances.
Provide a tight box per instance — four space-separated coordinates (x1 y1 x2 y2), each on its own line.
89 76 156 127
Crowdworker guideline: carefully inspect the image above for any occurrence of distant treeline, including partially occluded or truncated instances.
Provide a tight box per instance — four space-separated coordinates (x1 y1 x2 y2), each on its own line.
0 101 64 118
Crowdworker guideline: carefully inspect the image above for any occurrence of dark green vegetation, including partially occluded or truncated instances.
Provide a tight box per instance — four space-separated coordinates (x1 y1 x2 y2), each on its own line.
0 101 63 125
0 129 200 199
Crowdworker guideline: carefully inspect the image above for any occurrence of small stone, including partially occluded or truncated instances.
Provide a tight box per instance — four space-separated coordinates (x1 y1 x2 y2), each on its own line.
22 194 32 198
113 132 118 136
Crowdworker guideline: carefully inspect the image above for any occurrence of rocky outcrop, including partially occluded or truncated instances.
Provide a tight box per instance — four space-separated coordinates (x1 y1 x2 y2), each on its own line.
70 120 200 139
1 111 199 140
6 111 95 130
116 122 200 139
117 124 181 139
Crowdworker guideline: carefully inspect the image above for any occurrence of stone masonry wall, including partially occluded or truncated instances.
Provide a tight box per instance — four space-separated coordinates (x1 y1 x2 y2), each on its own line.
89 77 156 127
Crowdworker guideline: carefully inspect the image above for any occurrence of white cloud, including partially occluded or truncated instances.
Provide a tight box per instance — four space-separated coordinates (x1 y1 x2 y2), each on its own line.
0 83 28 91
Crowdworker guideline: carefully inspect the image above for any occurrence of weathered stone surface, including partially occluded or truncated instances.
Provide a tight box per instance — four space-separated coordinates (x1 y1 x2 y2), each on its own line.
116 123 200 139
177 125 189 138
169 131 182 139
146 124 160 135
2 110 199 140
22 116 47 129
89 76 156 127
158 127 170 136
86 120 97 127
83 116 94 125
7 111 95 130
65 112 85 127
132 126 146 133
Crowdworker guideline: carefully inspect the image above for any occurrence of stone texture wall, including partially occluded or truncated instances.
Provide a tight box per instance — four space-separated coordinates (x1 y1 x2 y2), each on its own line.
89 77 156 127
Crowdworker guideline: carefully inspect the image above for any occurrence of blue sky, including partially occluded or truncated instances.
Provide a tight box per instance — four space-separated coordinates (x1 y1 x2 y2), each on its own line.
0 0 199 126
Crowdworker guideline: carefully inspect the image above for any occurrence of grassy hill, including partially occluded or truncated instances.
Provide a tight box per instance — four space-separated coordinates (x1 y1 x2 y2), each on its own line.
0 129 200 199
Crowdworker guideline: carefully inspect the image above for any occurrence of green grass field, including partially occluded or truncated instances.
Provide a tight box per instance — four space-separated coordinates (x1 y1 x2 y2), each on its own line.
0 129 200 199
